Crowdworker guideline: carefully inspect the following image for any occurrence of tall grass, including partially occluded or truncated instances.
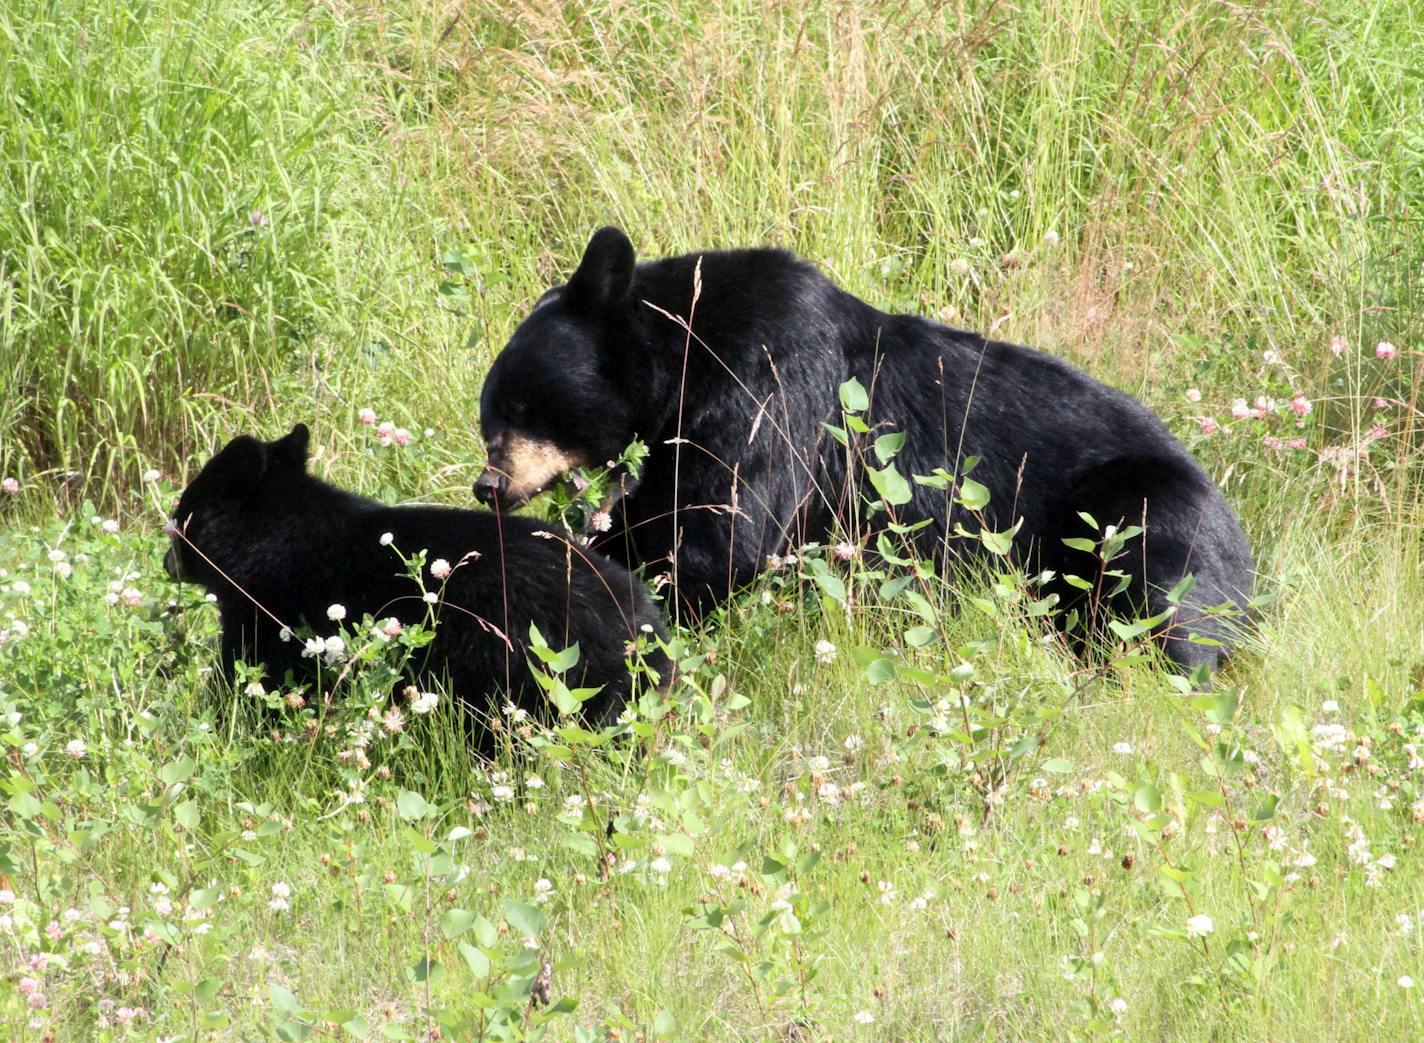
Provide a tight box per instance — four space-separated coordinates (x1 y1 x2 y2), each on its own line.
0 0 342 498
3 0 1419 511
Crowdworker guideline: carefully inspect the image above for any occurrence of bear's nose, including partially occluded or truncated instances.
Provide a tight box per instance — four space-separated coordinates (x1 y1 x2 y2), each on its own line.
473 470 508 505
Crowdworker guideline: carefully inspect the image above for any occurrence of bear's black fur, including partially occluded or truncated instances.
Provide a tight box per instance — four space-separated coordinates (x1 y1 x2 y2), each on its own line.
165 424 667 727
475 228 1253 671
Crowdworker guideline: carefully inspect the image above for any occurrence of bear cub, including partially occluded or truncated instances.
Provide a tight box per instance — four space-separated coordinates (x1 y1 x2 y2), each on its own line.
474 227 1253 672
166 424 667 729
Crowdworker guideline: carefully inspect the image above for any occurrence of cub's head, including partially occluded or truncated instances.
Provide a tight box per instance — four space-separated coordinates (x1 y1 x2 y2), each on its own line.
474 227 641 508
164 424 312 586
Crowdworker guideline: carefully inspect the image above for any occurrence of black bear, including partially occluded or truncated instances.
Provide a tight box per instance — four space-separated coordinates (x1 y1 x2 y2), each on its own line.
474 228 1253 671
165 423 667 729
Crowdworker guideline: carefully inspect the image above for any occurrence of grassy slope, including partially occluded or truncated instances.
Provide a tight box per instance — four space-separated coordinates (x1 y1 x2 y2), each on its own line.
2 0 1423 1039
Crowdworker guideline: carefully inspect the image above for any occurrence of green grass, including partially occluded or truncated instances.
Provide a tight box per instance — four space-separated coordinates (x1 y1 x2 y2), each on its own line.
2 0 1423 1038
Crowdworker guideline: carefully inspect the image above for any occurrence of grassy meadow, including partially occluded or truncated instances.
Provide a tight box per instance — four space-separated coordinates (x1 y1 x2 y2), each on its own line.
3 0 1424 1038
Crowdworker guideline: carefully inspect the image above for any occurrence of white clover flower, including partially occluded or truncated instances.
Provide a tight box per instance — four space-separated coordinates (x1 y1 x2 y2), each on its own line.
1110 998 1128 1016
1186 913 1215 937
65 739 86 759
142 469 161 483
1112 742 1134 755
491 784 515 802
326 603 347 621
102 519 120 534
649 856 672 875
430 559 452 580
854 1010 875 1025
411 691 438 714
813 639 837 664
379 532 394 546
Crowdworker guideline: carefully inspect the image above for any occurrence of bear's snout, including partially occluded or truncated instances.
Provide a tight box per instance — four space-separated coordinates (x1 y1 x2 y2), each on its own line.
473 470 509 505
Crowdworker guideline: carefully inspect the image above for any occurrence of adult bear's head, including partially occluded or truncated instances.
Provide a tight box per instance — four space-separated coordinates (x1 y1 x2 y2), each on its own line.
164 424 312 586
475 227 642 508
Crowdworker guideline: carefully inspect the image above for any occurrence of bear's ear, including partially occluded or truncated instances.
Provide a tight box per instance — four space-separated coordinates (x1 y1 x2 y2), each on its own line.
564 226 635 313
270 423 311 470
209 435 269 497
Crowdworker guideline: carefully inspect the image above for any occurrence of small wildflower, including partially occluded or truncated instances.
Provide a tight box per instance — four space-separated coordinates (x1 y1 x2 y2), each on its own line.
326 603 347 622
0 477 18 494
1110 998 1128 1016
393 427 412 446
589 510 613 533
948 257 970 276
1042 228 1060 246
1289 392 1312 417
381 707 404 734
358 408 377 425
65 739 86 759
142 468 161 483
411 690 438 714
814 639 837 665
1194 416 1220 435
102 518 120 534
1112 742 1134 755
1184 388 1202 402
832 540 857 562
1330 336 1347 357
379 531 394 546
854 1010 875 1025
1400 975 1414 989
1186 913 1215 938
430 559 452 580
1376 341 1399 361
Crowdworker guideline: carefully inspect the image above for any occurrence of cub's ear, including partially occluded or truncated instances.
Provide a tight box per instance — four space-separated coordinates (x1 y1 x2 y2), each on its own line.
564 226 635 313
209 435 269 497
270 423 311 470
